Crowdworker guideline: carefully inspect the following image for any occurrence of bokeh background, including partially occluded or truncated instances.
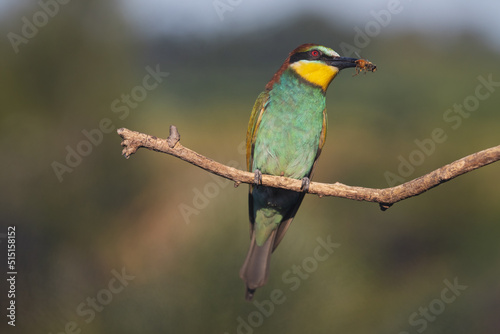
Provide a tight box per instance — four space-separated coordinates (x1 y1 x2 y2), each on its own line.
1 0 500 333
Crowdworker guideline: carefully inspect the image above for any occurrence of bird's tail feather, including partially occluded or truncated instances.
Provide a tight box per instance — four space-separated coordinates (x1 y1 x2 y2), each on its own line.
239 230 276 301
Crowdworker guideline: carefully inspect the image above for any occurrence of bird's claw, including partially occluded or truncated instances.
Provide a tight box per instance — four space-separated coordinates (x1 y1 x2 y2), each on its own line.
254 169 263 186
301 177 311 192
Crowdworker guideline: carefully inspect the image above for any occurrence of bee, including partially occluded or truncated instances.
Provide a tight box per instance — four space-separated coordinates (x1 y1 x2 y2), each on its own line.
354 59 377 76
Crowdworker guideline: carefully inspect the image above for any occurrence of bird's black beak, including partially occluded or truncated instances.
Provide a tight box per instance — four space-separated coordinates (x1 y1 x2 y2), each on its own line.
327 56 359 70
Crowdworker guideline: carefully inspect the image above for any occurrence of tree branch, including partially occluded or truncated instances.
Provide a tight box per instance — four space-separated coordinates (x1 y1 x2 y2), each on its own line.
117 126 500 211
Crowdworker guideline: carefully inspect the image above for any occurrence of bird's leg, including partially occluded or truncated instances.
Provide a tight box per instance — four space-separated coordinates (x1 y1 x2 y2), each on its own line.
300 177 311 193
254 169 263 186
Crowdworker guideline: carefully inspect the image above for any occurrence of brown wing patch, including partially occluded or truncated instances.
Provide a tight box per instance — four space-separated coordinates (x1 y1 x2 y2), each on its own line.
246 92 268 171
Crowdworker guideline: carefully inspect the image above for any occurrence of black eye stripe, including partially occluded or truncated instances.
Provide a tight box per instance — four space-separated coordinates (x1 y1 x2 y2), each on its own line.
290 51 333 64
289 51 309 63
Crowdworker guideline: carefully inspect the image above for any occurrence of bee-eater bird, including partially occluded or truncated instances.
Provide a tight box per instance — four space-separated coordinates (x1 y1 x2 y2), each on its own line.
240 43 374 300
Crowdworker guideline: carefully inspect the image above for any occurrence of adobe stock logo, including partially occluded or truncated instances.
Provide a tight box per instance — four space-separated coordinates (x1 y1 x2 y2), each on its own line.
213 0 243 21
399 277 468 334
384 73 500 186
224 236 340 334
51 64 169 182
178 141 246 224
7 0 71 54
47 267 135 334
339 0 407 57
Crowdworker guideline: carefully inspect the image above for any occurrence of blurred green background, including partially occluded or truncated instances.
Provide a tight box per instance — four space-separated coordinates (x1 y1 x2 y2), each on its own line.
1 0 499 333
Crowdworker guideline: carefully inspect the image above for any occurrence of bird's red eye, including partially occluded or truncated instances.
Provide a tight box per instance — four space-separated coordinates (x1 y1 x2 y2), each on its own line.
310 50 320 57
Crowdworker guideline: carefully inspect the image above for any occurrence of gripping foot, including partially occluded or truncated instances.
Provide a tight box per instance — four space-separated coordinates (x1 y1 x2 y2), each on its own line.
301 177 311 192
254 169 263 186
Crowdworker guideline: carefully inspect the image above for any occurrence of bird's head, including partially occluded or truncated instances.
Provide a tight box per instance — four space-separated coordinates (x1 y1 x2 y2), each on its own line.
266 43 362 91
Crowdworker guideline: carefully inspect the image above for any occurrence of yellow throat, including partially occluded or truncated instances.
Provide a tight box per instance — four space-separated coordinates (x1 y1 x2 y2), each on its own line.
290 61 339 91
